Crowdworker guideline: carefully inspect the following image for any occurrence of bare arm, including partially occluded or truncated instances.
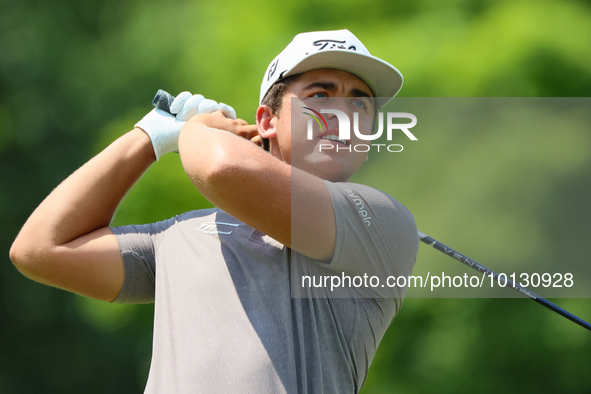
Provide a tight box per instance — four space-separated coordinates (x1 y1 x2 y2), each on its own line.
9 128 155 301
178 113 336 261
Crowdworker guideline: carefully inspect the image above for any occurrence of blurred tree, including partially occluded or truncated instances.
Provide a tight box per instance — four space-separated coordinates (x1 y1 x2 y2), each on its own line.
1 0 590 393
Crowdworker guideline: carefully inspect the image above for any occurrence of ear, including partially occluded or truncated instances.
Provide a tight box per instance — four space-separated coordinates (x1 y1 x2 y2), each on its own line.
256 105 277 139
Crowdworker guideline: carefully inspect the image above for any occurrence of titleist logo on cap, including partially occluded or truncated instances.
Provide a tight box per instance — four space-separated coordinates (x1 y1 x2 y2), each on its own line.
311 39 357 52
267 39 357 81
259 29 404 107
267 39 358 81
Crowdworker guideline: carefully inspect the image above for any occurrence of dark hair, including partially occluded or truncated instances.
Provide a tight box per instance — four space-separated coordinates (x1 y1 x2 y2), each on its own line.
259 73 378 151
260 74 301 151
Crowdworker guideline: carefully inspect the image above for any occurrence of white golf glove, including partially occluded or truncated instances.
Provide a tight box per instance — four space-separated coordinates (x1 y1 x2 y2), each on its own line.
135 91 237 161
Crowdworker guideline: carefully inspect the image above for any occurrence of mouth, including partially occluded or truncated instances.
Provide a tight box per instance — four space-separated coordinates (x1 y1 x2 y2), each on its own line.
320 135 349 146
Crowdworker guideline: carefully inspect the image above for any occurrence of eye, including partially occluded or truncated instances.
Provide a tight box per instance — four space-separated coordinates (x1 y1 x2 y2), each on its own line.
311 92 328 99
350 99 366 109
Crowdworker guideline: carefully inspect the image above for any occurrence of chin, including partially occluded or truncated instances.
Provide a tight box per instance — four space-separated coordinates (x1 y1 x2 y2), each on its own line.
310 164 354 183
292 151 362 182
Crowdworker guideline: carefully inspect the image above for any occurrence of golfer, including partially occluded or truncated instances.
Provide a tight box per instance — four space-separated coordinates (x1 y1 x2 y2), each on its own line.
11 29 419 393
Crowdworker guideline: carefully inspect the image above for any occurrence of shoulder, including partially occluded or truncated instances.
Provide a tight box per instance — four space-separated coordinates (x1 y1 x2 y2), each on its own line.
323 181 404 205
323 181 416 229
324 181 419 268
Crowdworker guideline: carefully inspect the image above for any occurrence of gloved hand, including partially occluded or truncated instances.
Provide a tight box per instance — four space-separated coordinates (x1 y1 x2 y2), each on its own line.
135 92 237 160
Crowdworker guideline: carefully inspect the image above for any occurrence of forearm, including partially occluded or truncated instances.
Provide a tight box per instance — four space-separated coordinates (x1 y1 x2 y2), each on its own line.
9 94 230 300
178 116 336 261
179 121 292 244
12 128 155 259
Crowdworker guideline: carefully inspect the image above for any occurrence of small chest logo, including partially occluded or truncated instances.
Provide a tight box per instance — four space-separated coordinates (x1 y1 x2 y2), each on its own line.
197 222 239 235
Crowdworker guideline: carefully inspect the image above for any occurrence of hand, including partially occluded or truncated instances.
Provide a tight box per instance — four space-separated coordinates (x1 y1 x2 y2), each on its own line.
135 92 238 160
186 111 260 143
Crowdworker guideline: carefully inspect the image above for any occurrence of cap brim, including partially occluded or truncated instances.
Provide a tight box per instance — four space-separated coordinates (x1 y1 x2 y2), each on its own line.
282 50 403 107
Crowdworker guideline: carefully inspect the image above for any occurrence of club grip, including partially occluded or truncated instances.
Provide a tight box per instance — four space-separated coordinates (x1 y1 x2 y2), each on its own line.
152 89 176 114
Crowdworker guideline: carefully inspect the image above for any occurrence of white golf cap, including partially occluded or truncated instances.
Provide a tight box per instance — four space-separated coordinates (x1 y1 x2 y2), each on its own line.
259 29 403 108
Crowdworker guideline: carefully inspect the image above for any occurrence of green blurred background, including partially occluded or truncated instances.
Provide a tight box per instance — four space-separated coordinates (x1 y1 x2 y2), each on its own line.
1 0 590 392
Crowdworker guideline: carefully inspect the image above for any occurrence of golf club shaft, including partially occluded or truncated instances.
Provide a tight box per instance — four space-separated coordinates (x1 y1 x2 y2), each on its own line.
418 231 591 331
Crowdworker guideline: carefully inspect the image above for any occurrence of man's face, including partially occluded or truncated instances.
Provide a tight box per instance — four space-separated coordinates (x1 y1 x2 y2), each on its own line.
273 69 376 182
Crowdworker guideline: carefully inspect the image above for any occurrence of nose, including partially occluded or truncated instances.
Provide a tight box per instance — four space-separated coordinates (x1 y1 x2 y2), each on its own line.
322 97 351 118
321 98 356 133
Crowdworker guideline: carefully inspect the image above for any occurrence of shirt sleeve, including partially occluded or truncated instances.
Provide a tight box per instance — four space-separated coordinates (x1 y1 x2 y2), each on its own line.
109 223 158 304
322 181 419 284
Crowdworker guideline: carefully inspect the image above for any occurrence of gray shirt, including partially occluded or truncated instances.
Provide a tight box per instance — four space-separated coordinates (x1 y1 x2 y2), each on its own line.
111 181 418 393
